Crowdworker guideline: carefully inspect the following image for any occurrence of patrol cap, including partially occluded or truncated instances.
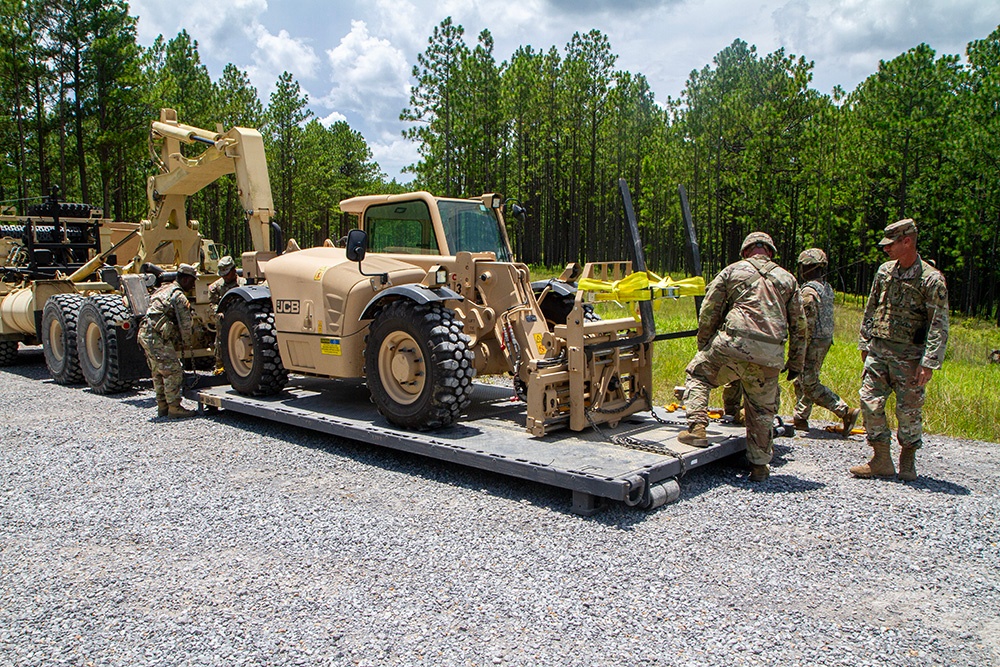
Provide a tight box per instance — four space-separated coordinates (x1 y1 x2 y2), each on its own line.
218 255 236 274
741 232 776 256
797 248 828 266
177 264 197 278
878 219 917 247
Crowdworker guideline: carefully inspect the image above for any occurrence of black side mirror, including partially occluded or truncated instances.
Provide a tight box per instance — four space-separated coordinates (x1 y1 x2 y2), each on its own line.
346 228 387 285
346 229 367 262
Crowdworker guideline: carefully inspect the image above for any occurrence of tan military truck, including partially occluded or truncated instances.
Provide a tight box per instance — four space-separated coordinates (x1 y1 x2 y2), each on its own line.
0 192 141 372
0 109 275 394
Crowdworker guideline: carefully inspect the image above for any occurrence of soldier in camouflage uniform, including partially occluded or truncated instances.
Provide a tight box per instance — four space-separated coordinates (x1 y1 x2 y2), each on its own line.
792 248 861 436
208 256 245 372
138 264 198 419
678 232 807 482
853 219 948 481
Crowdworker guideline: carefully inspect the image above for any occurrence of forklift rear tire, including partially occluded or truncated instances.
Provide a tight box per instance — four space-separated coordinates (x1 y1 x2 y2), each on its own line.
77 294 134 394
221 299 288 396
535 290 599 328
41 293 85 385
365 300 475 430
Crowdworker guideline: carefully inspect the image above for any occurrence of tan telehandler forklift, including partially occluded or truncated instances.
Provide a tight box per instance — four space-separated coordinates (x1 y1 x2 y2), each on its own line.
219 180 688 436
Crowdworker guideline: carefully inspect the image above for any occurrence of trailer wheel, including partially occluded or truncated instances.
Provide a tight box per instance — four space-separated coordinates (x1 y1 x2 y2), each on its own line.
41 294 85 384
77 294 134 394
365 300 475 430
0 340 18 366
221 299 288 396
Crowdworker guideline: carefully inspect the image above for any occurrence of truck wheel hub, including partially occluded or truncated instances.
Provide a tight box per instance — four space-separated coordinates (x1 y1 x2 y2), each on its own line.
390 346 421 386
234 336 251 361
85 323 104 367
379 330 425 402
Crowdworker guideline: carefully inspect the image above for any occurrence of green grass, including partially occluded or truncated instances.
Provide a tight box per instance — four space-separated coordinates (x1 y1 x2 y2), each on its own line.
531 265 1000 443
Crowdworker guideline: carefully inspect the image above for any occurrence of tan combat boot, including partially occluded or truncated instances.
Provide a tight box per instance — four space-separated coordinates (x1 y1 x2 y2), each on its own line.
841 407 861 438
678 423 709 448
897 445 918 481
167 401 197 419
849 442 895 478
793 418 809 431
157 398 169 418
749 464 770 482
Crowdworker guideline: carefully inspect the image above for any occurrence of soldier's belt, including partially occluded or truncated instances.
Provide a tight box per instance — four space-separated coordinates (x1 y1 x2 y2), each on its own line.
724 324 785 344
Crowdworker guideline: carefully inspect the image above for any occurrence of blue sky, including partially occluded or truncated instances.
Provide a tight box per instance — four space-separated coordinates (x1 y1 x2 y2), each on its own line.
129 0 999 182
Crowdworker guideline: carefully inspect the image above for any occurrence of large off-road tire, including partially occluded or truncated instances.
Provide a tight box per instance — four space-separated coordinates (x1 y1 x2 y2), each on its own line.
221 299 288 396
41 293 84 384
365 300 475 430
0 340 18 366
77 294 135 394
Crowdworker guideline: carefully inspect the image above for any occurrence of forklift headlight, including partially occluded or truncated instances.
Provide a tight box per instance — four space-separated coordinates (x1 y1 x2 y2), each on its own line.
435 267 448 285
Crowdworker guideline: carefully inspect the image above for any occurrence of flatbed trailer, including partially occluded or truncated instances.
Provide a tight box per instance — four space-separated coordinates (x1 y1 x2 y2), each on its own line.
185 376 748 515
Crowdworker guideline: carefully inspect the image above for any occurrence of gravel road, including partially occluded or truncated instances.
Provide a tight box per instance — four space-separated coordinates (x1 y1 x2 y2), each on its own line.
2 348 998 667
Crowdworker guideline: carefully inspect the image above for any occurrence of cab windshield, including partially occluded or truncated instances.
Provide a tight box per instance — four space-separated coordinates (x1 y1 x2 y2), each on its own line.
438 200 511 262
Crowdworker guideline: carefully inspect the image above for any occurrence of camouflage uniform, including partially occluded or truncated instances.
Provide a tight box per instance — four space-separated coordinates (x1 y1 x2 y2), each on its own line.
139 281 194 406
858 255 949 451
684 249 807 465
793 277 852 422
208 267 245 367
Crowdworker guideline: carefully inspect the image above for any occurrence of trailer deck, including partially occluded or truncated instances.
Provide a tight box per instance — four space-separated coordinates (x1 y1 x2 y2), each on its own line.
186 377 748 515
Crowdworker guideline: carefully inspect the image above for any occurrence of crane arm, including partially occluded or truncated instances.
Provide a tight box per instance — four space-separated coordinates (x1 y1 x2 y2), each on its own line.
148 109 274 255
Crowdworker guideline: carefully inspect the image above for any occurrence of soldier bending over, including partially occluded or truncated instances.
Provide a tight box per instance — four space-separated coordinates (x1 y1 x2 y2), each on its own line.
678 232 807 482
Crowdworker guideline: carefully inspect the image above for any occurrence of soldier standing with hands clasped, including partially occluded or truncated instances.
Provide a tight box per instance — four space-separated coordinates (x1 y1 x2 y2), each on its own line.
677 232 807 482
852 219 949 481
139 264 199 419
791 248 861 436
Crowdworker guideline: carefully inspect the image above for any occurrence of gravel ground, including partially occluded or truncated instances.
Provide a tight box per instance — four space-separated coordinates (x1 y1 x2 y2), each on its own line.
2 348 998 667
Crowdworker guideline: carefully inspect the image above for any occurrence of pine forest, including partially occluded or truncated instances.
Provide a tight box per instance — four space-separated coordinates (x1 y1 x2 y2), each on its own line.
2 2 999 324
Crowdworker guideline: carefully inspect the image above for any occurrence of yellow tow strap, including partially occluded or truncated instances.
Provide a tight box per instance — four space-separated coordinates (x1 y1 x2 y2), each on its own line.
824 425 867 435
578 271 706 302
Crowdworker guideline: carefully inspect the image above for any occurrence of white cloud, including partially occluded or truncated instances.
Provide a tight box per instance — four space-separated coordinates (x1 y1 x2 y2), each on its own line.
131 0 269 70
250 26 321 79
320 111 348 126
372 0 426 53
322 21 412 134
369 137 422 183
773 0 1000 92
